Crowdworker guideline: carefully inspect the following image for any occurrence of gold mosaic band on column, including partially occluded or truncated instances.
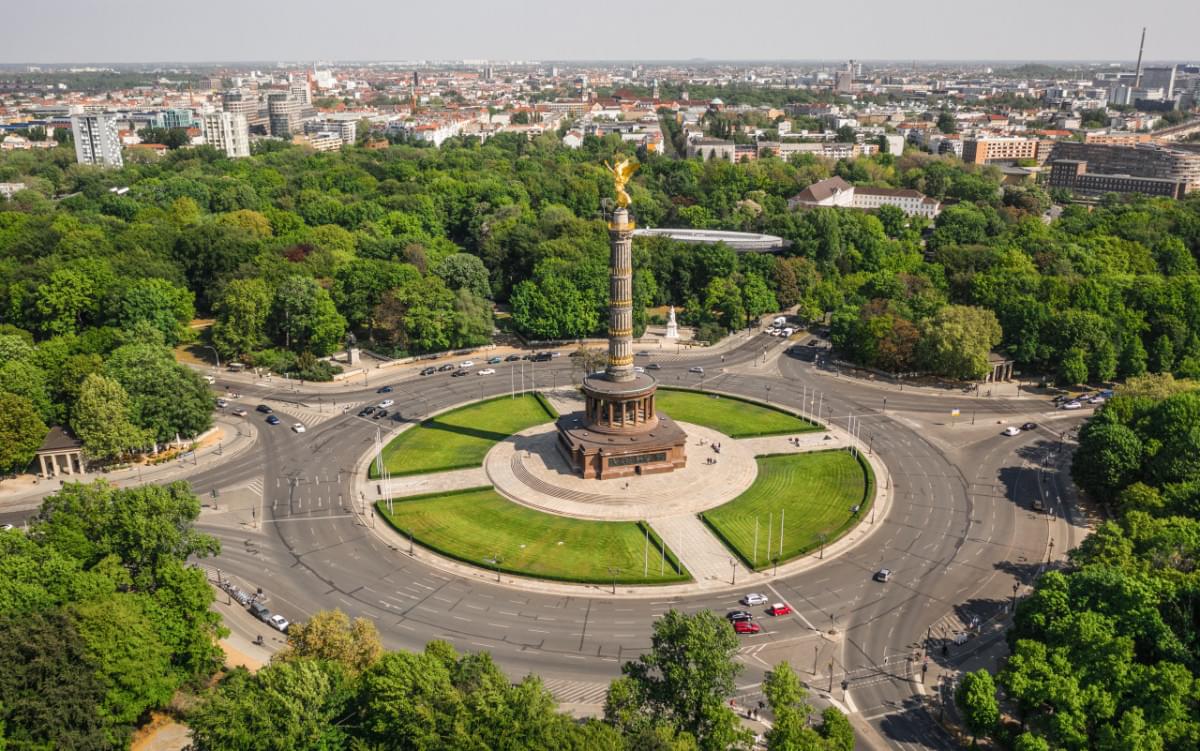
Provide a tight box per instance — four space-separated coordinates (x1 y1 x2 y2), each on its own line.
608 327 632 337
607 354 634 366
609 298 632 307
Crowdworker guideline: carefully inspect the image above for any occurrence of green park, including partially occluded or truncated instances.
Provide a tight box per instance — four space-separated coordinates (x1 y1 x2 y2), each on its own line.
654 388 819 437
376 487 689 584
702 450 873 569
370 393 556 477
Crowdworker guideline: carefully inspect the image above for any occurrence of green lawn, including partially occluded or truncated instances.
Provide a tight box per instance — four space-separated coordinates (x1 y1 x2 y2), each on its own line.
376 488 689 584
655 388 820 438
701 450 872 569
370 394 554 478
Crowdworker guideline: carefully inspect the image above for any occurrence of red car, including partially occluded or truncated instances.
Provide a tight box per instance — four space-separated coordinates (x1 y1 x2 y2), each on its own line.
767 603 792 616
733 620 761 635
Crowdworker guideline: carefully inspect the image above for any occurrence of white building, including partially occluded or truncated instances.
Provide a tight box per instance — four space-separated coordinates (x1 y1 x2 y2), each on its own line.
201 111 251 158
71 114 123 167
788 176 940 218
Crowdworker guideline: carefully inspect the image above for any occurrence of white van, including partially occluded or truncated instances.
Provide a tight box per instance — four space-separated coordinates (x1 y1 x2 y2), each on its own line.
773 316 787 327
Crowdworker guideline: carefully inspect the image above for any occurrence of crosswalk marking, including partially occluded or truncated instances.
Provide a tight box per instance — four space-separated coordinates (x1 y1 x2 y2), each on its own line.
542 678 610 705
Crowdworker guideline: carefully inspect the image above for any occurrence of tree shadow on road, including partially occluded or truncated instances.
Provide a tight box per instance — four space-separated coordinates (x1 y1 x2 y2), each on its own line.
875 694 959 750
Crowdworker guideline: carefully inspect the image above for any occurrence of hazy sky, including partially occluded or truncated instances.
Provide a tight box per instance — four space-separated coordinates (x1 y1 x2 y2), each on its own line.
2 0 1197 64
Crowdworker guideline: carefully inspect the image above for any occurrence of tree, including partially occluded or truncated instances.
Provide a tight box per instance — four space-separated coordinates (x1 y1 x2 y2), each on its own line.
763 662 823 750
817 707 854 751
211 278 273 359
34 267 98 337
611 609 751 751
1059 346 1090 386
434 252 492 299
189 660 350 751
1149 334 1175 374
104 343 213 443
271 276 347 356
71 373 150 463
917 305 1002 380
1071 423 1143 502
936 111 957 134
111 278 194 346
510 273 598 340
955 669 999 740
278 609 383 674
0 392 46 477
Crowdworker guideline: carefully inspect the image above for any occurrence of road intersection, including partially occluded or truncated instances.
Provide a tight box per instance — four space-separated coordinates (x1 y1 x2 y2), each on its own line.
0 334 1088 749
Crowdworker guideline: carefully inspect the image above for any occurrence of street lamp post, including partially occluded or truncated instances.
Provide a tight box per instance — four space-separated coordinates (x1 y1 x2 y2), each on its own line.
202 345 220 370
729 558 736 586
1012 582 1019 611
608 567 620 594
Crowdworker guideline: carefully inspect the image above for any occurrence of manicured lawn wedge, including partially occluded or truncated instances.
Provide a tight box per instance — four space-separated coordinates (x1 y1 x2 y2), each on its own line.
655 388 820 437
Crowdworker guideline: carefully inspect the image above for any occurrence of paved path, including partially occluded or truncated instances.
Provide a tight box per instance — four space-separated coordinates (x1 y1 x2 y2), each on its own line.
380 467 489 498
649 514 747 584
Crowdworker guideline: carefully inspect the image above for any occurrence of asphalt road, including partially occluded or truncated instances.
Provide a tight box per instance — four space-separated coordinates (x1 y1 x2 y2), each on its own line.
3 336 1088 750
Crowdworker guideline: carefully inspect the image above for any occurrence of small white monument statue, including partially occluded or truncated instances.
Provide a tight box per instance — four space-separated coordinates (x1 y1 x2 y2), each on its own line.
665 305 679 340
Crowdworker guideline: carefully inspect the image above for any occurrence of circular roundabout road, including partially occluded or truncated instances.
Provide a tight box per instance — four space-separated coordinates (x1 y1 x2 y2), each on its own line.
180 335 1087 750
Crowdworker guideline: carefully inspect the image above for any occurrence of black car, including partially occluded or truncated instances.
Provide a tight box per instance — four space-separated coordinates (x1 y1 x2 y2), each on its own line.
256 404 272 414
266 415 281 425
533 352 552 362
438 364 455 372
377 386 393 393
505 354 521 362
647 363 662 370
361 405 377 415
420 366 437 376
1021 422 1038 431
452 369 468 377
726 610 754 622
374 409 388 419
521 354 533 360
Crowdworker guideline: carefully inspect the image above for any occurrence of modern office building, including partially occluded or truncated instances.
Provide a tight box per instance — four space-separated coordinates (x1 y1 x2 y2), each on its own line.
201 111 251 158
70 114 123 167
267 93 301 138
222 90 267 132
1046 142 1200 198
1141 66 1177 99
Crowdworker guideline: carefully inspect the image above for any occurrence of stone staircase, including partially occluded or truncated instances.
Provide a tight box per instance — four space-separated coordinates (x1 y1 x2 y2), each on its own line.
648 514 746 584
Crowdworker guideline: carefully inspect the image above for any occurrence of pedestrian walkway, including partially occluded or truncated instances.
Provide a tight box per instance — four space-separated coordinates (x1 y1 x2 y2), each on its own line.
649 514 747 584
379 467 489 499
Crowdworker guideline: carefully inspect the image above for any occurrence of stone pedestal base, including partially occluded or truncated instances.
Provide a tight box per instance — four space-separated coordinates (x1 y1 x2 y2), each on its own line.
555 411 687 480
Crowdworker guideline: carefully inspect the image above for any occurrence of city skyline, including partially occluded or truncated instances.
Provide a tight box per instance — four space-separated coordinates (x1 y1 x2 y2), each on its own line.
2 0 1197 64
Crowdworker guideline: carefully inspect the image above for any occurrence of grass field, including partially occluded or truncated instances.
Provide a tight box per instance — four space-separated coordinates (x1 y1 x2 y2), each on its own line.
701 450 870 569
376 488 689 584
370 394 554 478
655 388 820 438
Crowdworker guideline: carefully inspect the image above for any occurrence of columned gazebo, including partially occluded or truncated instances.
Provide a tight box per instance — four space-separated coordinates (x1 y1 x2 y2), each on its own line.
36 426 85 478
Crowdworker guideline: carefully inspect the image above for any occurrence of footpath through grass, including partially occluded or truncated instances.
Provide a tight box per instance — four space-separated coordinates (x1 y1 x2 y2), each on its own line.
701 450 872 569
371 393 554 478
655 388 820 437
376 487 689 584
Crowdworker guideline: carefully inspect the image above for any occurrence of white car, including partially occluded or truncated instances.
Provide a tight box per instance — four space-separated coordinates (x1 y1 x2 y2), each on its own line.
1088 396 1106 404
378 399 395 409
232 408 248 417
478 368 496 376
203 375 216 384
0 524 14 532
292 423 306 433
1002 426 1021 436
267 613 290 632
741 593 769 606
1062 401 1083 410
459 361 474 369
216 398 228 408
634 366 645 373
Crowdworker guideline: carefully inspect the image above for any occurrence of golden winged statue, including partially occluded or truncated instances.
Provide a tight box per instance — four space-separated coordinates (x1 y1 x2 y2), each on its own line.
604 157 639 208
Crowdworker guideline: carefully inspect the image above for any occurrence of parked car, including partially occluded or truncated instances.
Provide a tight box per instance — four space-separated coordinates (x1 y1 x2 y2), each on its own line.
420 366 437 376
741 593 769 606
1061 401 1083 410
767 603 792 616
459 361 474 369
1032 499 1046 513
216 398 228 408
1088 396 1106 404
478 368 496 376
377 386 393 393
1002 426 1021 436
292 423 306 433
505 354 522 362
689 366 704 374
533 352 552 362
874 568 893 583
256 404 272 414
452 370 468 377
266 415 281 425
267 614 290 632
733 620 762 635
647 363 662 370
1021 422 1038 431
726 610 754 622
438 364 455 372
487 356 503 364
248 602 270 622
232 408 248 417
550 351 561 358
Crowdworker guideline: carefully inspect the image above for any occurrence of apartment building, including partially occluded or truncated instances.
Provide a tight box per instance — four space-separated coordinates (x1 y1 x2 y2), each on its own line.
267 93 302 138
201 111 251 158
962 137 1039 164
70 114 123 167
1048 160 1187 199
1083 132 1153 147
